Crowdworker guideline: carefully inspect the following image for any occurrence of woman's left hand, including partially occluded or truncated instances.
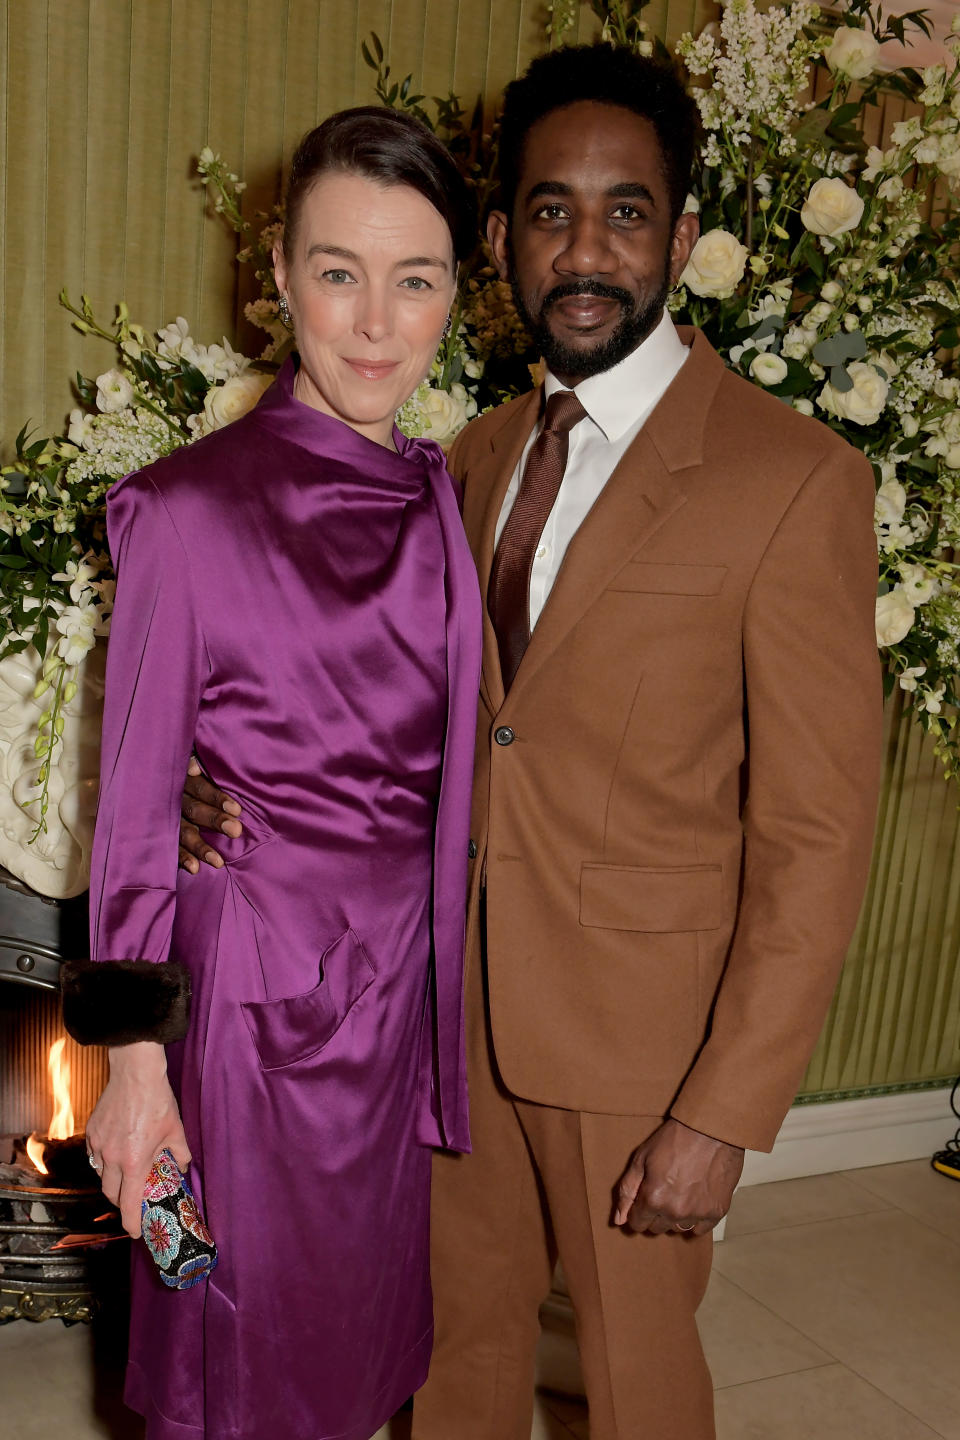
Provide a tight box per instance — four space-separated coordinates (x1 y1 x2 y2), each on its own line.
86 1042 192 1237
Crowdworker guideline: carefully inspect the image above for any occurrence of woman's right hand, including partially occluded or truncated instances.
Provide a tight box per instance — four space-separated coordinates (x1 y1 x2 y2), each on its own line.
86 1042 192 1237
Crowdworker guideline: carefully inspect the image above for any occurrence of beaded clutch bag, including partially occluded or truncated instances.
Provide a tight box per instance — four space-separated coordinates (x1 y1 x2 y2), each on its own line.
140 1149 218 1290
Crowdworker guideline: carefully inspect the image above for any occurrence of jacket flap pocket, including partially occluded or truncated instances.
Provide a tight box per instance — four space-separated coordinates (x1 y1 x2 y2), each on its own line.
241 927 375 1071
580 864 722 932
608 562 727 595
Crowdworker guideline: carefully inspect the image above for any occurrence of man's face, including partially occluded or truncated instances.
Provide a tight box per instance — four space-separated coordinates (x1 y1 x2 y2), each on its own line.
488 101 699 386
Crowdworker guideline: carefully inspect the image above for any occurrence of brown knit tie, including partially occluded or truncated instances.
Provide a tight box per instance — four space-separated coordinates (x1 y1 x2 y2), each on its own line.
488 389 587 691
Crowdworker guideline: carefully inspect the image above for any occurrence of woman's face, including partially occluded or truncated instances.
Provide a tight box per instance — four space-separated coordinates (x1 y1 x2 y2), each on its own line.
274 171 457 447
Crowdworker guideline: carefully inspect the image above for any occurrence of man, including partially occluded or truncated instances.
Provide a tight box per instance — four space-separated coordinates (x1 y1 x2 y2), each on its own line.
180 44 882 1440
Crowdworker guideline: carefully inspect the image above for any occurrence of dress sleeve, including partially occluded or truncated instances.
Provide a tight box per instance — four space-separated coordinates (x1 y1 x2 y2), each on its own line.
61 471 209 1047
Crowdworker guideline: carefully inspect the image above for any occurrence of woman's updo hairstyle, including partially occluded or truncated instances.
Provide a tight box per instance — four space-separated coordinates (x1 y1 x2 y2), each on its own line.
282 106 477 264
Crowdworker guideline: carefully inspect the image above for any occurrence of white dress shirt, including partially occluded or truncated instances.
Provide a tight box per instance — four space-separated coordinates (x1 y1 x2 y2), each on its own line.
495 311 690 630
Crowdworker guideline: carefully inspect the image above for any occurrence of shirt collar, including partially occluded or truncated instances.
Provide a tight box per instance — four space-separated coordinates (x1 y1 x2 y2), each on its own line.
543 311 688 443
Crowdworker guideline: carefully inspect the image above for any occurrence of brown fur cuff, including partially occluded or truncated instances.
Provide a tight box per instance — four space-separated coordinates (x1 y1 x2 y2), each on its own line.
60 959 192 1046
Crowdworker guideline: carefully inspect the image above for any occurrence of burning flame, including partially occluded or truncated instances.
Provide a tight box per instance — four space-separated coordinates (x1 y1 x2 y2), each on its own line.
26 1037 76 1175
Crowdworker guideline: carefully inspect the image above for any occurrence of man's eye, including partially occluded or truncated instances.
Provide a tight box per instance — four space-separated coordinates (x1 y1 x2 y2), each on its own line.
612 205 642 221
534 204 568 222
322 269 354 284
401 276 433 291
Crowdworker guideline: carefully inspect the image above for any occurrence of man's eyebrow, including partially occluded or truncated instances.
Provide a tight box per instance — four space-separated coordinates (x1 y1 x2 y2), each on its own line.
608 182 657 206
521 180 658 206
304 243 449 269
523 181 575 205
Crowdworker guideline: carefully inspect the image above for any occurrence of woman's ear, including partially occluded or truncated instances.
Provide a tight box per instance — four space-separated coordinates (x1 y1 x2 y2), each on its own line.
273 241 288 300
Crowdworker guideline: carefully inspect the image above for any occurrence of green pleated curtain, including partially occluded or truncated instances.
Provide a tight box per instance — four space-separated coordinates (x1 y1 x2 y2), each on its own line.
1 0 958 1099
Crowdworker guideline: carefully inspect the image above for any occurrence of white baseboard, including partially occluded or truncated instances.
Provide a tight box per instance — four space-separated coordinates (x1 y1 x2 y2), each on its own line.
739 1086 955 1187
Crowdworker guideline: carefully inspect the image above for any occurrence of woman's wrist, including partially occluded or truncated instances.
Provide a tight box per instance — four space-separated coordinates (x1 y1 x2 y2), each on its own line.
107 1040 169 1078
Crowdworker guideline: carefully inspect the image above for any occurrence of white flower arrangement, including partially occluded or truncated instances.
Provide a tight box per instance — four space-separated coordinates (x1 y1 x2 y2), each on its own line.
4 0 960 839
665 0 960 780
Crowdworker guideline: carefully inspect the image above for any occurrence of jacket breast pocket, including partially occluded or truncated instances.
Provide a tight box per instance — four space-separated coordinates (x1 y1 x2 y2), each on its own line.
240 927 375 1071
580 863 722 932
607 562 727 595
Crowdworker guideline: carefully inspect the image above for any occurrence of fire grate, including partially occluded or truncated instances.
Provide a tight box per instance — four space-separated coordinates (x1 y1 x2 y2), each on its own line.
0 1140 127 1324
0 866 126 1324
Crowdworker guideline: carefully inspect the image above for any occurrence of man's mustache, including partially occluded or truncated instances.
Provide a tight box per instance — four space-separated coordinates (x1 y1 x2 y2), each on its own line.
541 280 635 313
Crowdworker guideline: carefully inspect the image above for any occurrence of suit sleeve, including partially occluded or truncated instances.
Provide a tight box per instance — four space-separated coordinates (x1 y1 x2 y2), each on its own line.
669 445 883 1151
61 472 208 1047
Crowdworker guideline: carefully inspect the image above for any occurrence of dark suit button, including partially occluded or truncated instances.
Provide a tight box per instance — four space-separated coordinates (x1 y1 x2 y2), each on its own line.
468 840 477 859
494 726 515 746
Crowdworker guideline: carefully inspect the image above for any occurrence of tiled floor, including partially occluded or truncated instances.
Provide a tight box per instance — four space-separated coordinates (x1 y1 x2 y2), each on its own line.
2 1160 958 1439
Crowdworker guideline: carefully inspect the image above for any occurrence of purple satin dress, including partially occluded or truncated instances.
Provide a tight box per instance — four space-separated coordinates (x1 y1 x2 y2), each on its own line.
88 358 481 1440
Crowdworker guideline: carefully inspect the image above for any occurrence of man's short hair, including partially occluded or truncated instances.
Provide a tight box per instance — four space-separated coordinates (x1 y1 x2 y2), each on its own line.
497 44 699 226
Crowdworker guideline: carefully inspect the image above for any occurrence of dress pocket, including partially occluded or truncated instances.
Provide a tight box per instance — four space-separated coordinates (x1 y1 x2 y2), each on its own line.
240 927 375 1071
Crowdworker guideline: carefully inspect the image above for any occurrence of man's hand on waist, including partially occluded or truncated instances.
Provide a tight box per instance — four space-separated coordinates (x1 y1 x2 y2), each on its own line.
178 756 243 873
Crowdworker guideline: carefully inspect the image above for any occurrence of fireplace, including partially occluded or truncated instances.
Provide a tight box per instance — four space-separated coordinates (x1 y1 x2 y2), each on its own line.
0 869 126 1323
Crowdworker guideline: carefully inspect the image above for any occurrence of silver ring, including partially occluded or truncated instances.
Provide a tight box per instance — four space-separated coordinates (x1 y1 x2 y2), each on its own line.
676 1222 696 1232
87 1152 103 1173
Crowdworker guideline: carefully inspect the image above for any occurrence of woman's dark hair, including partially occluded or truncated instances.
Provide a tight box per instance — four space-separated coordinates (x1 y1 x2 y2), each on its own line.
497 45 699 226
282 106 477 263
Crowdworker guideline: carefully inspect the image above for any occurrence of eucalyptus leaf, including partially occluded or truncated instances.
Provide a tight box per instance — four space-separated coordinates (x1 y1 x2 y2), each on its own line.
829 364 855 393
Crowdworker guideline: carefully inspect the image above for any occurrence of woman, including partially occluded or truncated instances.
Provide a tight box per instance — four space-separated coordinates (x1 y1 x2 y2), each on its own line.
60 107 481 1440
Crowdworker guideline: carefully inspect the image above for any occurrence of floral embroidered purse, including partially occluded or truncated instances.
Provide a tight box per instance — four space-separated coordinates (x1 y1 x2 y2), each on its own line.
141 1149 218 1290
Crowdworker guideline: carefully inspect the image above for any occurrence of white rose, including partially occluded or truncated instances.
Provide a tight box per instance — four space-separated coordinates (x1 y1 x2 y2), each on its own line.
793 398 815 415
415 383 476 447
818 362 889 426
875 589 916 646
801 178 865 237
898 563 938 605
679 229 748 299
826 25 882 81
202 372 273 430
874 479 907 525
749 353 788 387
95 369 134 414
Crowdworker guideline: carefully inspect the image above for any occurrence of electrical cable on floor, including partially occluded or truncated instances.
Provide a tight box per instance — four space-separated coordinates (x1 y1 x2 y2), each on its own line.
930 1074 960 1181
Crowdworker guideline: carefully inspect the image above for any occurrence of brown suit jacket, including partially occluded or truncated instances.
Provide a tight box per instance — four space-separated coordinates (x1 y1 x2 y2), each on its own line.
448 328 882 1153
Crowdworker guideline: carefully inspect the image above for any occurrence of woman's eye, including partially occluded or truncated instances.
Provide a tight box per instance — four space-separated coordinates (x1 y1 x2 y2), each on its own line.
400 276 433 291
322 269 354 284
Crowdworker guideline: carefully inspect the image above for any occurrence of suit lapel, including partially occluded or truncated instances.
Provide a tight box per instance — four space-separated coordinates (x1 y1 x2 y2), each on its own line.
503 330 727 710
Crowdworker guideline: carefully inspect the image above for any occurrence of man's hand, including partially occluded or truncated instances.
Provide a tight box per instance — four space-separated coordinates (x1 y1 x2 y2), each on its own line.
179 756 243 873
614 1117 744 1237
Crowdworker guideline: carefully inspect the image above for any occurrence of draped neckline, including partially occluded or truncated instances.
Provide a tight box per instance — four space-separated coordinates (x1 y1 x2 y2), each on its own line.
251 354 448 485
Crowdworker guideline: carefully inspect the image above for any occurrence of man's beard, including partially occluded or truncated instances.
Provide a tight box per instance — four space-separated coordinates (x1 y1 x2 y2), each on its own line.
509 260 670 382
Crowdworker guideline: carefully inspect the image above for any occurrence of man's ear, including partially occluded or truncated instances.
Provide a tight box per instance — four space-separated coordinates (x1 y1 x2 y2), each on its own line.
669 212 700 288
486 210 510 281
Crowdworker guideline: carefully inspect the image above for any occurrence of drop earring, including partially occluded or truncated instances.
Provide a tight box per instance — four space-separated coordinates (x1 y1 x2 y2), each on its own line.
278 295 293 330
